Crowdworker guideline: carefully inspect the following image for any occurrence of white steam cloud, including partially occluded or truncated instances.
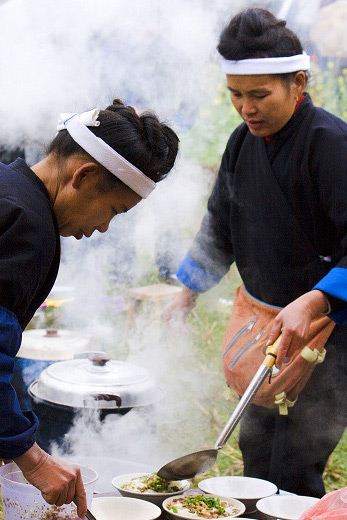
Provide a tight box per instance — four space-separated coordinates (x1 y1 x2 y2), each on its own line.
0 0 280 491
0 0 231 147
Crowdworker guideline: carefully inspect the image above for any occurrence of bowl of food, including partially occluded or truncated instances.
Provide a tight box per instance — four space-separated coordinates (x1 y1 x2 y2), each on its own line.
112 472 190 506
256 495 320 520
198 476 277 513
90 496 161 520
163 493 246 519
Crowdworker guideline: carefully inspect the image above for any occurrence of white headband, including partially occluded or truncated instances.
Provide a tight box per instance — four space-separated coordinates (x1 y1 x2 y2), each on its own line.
57 109 156 198
221 52 310 75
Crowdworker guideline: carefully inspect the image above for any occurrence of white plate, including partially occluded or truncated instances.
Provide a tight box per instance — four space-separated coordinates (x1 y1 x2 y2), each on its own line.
256 495 320 520
198 476 277 512
90 496 161 520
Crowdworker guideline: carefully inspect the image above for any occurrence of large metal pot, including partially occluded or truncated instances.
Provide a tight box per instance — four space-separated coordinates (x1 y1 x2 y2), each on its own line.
13 328 92 409
29 352 164 452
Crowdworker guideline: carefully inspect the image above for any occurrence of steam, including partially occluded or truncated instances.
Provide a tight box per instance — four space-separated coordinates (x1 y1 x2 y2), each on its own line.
1 0 303 490
0 0 228 149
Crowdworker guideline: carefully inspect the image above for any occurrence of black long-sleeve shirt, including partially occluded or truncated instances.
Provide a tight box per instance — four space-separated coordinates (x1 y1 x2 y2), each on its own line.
177 95 347 323
0 159 60 458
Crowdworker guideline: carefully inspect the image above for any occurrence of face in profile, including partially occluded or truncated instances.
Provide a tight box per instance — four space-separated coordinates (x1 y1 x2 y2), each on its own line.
226 73 305 137
58 176 142 239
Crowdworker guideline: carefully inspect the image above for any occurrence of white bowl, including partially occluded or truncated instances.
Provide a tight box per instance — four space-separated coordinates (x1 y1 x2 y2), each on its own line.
112 472 190 506
256 495 320 520
162 493 246 519
90 496 161 520
198 476 277 512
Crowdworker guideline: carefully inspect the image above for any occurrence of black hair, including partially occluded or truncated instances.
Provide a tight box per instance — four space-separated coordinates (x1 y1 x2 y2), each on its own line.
218 8 308 85
47 99 179 192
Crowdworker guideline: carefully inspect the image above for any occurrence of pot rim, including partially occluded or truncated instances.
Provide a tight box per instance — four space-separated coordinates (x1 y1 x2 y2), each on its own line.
0 461 98 488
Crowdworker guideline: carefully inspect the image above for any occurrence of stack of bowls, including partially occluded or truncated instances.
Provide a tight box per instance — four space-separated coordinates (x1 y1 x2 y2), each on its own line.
162 494 246 519
112 472 190 506
198 476 278 517
255 494 320 520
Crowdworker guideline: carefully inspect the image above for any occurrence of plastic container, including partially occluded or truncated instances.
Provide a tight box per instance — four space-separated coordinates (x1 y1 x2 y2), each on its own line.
0 462 98 520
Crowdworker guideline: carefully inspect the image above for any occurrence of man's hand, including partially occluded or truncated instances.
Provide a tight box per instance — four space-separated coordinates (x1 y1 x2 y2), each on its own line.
14 443 87 518
267 290 330 368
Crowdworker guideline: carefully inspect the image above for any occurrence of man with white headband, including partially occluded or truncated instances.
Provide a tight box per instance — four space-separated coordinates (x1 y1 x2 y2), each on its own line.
0 98 178 517
166 8 347 497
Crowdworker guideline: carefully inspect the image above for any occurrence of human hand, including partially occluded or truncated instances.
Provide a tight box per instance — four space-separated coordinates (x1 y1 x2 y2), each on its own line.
162 286 199 325
14 443 87 518
267 290 330 369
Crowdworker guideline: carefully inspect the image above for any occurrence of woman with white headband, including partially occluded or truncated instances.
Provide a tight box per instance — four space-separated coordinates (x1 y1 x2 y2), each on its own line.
167 8 347 496
0 98 179 517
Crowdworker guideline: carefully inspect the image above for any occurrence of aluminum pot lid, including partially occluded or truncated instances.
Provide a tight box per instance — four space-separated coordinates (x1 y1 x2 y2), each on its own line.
16 329 91 361
29 352 164 409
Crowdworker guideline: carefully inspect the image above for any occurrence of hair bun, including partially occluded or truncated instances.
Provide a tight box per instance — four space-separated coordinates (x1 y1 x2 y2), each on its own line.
140 112 179 176
218 7 302 60
239 9 284 51
105 98 127 112
140 113 164 154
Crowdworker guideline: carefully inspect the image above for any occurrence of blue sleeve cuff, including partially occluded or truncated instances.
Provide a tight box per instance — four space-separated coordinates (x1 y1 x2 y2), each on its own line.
313 267 347 325
0 306 38 459
176 254 223 293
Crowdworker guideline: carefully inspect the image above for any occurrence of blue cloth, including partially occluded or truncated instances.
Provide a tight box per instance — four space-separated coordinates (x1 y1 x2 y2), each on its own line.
176 254 222 293
0 159 60 460
313 267 347 325
0 306 38 458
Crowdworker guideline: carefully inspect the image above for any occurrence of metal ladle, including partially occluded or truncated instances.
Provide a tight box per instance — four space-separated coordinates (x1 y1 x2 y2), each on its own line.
157 336 281 480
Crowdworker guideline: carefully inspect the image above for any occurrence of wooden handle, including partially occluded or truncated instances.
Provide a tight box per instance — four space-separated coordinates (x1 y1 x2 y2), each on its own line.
262 335 282 369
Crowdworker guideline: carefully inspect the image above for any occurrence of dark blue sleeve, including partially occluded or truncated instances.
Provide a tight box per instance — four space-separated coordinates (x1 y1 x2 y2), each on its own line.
0 306 38 459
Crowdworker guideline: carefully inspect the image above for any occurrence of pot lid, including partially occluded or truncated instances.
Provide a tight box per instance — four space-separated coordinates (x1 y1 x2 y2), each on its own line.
17 329 91 361
29 352 164 409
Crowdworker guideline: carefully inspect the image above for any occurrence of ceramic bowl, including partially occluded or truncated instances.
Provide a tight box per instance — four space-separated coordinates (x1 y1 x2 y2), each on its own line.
162 493 246 519
256 495 320 520
198 476 277 513
90 496 161 520
112 472 190 506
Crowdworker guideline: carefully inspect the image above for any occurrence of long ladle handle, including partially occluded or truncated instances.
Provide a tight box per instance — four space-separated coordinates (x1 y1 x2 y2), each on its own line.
214 335 282 450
